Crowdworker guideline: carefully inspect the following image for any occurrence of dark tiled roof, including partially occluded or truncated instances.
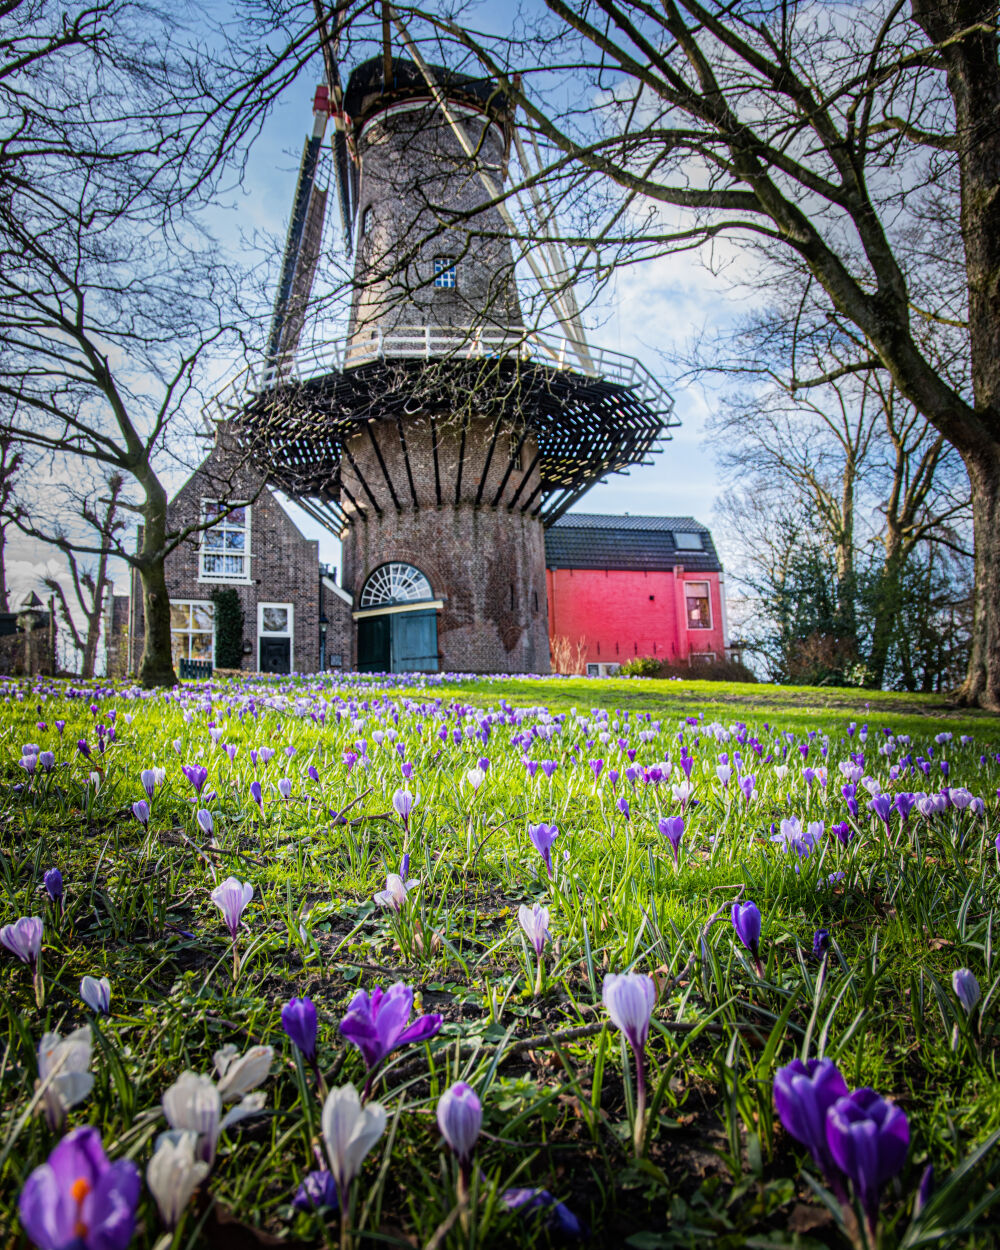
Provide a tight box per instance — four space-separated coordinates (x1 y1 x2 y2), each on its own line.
544 513 723 573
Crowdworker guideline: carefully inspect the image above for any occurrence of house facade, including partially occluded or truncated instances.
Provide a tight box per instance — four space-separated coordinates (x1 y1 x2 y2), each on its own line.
129 441 352 676
544 514 729 674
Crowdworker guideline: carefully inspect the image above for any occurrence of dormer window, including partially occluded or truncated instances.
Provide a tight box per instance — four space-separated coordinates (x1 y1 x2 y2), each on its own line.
434 256 457 288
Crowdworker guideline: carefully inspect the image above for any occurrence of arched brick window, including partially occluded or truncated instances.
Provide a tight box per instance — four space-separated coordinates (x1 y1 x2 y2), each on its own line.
360 562 432 608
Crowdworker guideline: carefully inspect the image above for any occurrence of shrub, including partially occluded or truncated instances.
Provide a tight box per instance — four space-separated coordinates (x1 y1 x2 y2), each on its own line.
620 655 758 683
211 588 245 670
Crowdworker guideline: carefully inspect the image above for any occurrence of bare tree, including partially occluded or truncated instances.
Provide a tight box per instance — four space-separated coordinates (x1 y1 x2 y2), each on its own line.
367 1 1000 705
0 0 328 685
39 473 124 678
0 433 25 613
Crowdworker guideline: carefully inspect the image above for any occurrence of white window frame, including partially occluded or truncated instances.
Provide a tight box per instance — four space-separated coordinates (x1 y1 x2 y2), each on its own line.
198 500 252 584
170 599 215 665
433 256 457 288
684 580 713 630
257 602 294 671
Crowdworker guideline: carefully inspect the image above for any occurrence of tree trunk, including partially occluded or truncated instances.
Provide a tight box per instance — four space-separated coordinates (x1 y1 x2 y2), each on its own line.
136 488 177 688
867 542 904 690
0 524 7 612
956 442 1000 707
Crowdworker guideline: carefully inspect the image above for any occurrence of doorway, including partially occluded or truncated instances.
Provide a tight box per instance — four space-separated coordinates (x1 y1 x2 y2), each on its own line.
357 610 438 673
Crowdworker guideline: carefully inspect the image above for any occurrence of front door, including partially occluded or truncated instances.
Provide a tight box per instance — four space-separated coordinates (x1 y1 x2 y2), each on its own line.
357 614 391 672
259 637 290 674
391 609 438 671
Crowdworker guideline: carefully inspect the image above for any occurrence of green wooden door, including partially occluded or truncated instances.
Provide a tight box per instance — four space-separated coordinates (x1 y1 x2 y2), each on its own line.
391 610 438 672
357 614 391 672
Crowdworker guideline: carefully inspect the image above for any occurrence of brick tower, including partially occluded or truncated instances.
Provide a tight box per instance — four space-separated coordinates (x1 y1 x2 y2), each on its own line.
223 55 674 674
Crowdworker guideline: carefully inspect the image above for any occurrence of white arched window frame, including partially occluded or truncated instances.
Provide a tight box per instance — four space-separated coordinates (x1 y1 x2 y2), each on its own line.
360 562 433 608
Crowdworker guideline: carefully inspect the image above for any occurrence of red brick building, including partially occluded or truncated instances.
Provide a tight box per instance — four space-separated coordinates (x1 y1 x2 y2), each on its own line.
129 441 353 676
544 514 728 674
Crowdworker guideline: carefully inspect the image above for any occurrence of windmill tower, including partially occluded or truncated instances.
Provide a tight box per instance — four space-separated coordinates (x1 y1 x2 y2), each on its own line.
218 40 676 674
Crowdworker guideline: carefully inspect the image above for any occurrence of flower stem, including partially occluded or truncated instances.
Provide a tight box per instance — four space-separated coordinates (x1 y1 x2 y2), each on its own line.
632 1046 647 1159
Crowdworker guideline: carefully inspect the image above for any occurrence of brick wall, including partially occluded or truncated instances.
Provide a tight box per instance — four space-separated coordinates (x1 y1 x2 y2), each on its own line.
130 439 322 673
340 411 550 673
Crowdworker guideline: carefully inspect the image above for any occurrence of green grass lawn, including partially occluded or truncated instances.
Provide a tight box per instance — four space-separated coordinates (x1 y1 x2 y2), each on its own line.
1 672 998 1249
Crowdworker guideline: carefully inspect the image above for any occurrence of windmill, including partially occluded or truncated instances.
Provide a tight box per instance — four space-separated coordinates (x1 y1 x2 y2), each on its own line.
215 15 678 673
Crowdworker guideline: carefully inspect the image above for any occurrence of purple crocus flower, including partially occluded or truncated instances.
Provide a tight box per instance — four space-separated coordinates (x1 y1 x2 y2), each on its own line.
773 1058 848 1188
952 968 980 1014
518 903 551 970
132 800 149 829
437 1081 482 1169
869 794 892 832
826 1088 909 1230
740 774 756 803
528 822 559 875
210 877 252 940
658 815 684 866
590 758 604 781
44 869 63 906
616 795 630 820
830 821 854 846
307 765 320 784
1 915 43 966
893 793 916 823
77 739 91 760
140 769 157 799
813 928 831 958
501 1188 586 1238
392 788 417 832
18 1126 141 1250
603 972 655 1157
181 764 208 794
339 982 443 1089
292 1170 339 1211
38 751 55 773
196 808 213 837
541 759 558 779
278 778 293 800
731 901 763 973
249 780 263 810
282 996 318 1064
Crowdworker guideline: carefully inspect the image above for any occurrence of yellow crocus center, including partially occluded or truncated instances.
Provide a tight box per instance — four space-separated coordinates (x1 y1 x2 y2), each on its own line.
71 1177 91 1237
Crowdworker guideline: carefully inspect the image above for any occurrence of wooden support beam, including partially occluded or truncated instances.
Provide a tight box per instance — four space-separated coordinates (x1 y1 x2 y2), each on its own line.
454 413 469 505
475 417 503 507
507 446 542 509
396 416 418 507
429 414 442 507
365 421 401 510
491 427 529 508
341 441 381 515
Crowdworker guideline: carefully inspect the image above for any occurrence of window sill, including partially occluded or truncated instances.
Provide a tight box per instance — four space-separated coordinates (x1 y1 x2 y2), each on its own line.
198 575 252 586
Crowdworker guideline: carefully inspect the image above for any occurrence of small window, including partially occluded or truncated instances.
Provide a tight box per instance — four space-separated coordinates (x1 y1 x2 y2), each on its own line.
170 600 214 666
200 501 251 582
261 605 290 634
685 581 712 629
360 205 373 236
586 663 599 677
674 531 704 551
434 256 457 288
692 651 717 664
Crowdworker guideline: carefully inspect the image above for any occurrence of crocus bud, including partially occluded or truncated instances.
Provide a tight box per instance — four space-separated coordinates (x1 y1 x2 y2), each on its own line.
602 972 655 1054
80 975 111 1015
43 869 63 904
281 997 318 1064
952 967 980 1015
731 901 762 961
437 1081 482 1166
132 800 150 829
321 1084 386 1195
196 808 213 837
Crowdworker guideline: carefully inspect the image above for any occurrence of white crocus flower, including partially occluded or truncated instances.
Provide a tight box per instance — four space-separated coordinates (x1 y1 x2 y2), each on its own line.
147 1131 210 1228
37 1025 94 1130
321 1084 387 1195
214 1044 273 1101
465 767 486 791
80 975 111 1015
163 1072 222 1164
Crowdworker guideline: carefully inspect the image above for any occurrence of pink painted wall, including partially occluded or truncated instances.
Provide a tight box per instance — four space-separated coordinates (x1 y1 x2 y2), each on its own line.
546 568 726 666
